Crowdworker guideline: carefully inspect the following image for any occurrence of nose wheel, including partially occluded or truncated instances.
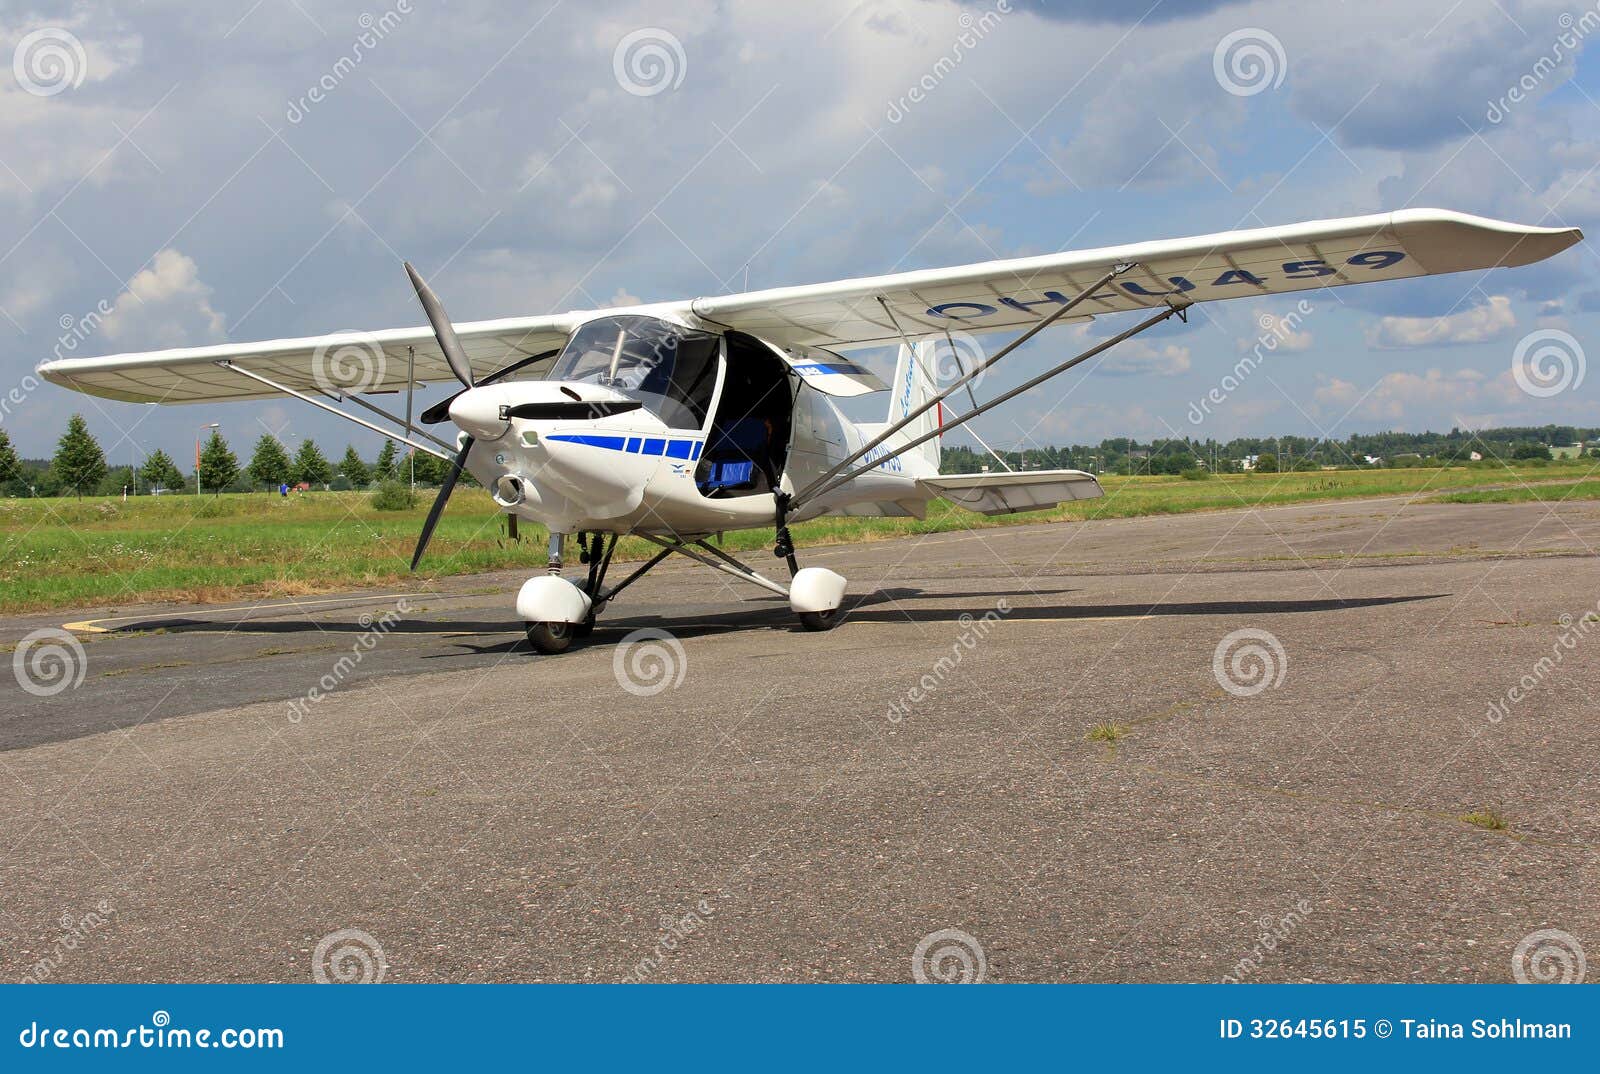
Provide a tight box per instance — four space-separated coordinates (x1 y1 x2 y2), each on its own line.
525 620 575 654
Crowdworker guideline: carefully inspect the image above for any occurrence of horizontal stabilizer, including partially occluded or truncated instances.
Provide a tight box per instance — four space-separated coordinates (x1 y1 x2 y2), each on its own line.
921 469 1102 515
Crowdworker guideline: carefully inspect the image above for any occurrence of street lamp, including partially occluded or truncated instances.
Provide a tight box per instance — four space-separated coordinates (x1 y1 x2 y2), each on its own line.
196 422 219 495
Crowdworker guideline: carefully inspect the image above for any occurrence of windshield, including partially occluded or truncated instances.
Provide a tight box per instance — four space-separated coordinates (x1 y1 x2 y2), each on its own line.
550 315 720 430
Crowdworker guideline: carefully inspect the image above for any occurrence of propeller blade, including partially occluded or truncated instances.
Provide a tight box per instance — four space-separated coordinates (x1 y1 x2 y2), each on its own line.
507 514 519 541
404 261 475 389
410 436 473 570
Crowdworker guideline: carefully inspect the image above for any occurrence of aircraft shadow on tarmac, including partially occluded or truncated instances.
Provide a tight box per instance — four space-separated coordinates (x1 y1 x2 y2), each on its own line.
103 589 1442 655
458 590 1445 655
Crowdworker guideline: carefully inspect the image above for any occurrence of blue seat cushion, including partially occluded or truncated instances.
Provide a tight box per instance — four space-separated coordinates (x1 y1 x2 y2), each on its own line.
701 460 755 490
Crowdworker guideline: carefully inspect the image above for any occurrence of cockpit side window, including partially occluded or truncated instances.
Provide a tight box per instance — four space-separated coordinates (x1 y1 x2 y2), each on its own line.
550 315 720 430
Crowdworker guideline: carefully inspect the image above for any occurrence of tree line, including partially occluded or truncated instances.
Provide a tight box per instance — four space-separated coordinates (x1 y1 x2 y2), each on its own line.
941 425 1599 477
0 416 461 497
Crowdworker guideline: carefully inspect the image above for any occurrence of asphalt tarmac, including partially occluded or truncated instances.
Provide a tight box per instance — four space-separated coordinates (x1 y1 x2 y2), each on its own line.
2 495 1596 981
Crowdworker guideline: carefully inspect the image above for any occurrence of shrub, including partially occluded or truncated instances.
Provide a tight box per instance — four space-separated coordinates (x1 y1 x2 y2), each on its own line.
371 481 416 511
1179 468 1211 481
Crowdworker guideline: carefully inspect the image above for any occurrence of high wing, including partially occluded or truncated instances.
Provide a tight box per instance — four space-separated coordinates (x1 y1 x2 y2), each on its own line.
690 208 1581 347
37 209 1579 405
38 313 577 404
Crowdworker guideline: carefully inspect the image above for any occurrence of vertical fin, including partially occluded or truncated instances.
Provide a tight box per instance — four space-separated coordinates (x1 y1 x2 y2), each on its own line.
883 341 942 473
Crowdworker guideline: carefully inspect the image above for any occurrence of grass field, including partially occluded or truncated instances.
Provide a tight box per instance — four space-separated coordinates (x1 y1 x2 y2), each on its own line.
1436 478 1600 504
1 462 1595 614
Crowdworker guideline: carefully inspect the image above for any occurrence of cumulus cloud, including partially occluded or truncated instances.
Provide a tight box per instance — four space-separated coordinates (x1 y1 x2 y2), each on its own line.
1291 0 1581 150
1097 339 1191 377
1244 306 1314 353
1364 295 1516 349
4 0 1599 459
99 249 227 349
1314 368 1489 421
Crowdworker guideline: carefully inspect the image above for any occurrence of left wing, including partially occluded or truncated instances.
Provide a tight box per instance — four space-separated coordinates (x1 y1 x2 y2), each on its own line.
38 314 577 404
691 209 1580 348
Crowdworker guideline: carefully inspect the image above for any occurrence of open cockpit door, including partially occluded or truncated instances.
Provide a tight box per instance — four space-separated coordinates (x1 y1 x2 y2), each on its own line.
762 341 888 397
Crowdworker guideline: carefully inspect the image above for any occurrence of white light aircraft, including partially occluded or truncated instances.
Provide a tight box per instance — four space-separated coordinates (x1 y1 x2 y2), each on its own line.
39 209 1579 651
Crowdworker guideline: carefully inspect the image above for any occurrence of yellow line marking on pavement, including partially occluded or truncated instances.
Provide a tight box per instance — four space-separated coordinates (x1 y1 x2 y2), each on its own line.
63 592 417 634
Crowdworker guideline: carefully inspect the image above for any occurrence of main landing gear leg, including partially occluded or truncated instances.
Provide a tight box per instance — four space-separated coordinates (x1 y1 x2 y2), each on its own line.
769 491 845 631
574 531 616 638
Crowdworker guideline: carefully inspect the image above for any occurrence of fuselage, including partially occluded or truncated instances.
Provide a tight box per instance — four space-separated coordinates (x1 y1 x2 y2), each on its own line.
446 311 937 537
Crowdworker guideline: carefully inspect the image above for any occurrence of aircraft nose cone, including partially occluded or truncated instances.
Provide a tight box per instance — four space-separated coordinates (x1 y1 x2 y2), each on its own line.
447 389 507 440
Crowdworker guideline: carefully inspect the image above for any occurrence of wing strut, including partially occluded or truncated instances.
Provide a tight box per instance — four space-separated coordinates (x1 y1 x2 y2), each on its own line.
215 361 453 460
943 328 1013 473
787 262 1133 509
320 387 458 454
789 292 1191 511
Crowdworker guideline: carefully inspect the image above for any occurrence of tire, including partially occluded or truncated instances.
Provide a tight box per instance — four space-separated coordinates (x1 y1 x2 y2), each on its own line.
798 609 838 632
526 621 574 653
574 598 605 638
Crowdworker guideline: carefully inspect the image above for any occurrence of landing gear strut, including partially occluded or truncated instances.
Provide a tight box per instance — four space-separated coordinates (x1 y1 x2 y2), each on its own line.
522 530 616 652
517 520 848 654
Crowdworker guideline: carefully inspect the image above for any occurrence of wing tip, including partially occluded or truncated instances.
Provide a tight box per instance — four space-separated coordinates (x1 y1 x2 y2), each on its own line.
1392 207 1581 270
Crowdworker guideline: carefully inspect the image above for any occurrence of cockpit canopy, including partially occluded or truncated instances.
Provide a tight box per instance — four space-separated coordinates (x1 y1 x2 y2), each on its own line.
549 315 720 430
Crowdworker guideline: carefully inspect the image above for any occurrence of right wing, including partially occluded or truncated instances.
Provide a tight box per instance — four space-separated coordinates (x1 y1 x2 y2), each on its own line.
691 209 1581 348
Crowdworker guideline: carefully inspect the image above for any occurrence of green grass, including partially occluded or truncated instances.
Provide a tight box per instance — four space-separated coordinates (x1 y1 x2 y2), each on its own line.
0 462 1592 614
1459 808 1508 831
1085 722 1129 745
1435 478 1600 505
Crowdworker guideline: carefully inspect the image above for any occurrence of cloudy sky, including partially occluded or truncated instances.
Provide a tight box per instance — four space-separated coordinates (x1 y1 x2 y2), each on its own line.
2 0 1597 467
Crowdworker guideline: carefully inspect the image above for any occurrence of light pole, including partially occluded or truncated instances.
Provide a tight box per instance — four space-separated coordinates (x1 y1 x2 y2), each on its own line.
196 422 219 495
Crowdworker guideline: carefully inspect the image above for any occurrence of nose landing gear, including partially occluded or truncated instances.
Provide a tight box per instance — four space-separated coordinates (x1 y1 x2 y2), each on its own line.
520 530 617 653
